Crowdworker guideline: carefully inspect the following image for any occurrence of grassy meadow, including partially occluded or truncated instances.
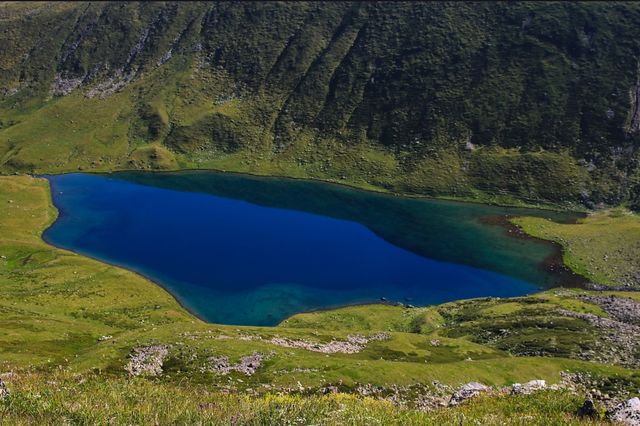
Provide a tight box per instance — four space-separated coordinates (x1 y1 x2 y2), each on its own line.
1 175 639 424
514 210 640 288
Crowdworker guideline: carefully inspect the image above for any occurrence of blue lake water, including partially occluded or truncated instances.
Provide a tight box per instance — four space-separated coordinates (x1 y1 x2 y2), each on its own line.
44 172 581 326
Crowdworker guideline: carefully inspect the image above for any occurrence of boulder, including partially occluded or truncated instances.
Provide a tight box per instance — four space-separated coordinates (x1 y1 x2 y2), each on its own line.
449 382 490 406
321 386 339 394
607 397 640 426
511 379 547 395
577 399 599 419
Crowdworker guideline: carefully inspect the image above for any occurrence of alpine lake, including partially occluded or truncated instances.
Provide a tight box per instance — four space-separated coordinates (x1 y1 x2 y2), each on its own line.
44 171 582 326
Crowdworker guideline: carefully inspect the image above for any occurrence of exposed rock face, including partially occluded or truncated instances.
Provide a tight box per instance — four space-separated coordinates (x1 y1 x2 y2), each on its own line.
510 379 547 395
51 73 84 96
607 397 640 425
448 382 490 406
125 345 169 377
85 70 135 99
0 378 8 400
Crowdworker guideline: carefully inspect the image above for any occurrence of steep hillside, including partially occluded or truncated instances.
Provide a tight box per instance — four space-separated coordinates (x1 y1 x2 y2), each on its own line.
1 2 640 208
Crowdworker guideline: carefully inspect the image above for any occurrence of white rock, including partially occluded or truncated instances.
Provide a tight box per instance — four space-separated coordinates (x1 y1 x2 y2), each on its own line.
511 379 547 395
449 382 490 406
607 397 640 426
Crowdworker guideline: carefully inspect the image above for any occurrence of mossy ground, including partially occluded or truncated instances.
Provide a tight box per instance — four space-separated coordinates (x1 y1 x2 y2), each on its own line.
1 175 639 423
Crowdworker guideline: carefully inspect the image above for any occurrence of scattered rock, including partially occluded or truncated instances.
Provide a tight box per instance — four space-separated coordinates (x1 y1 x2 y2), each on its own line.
558 308 640 368
98 335 112 342
511 379 546 395
235 352 266 376
449 382 490 406
0 379 8 400
579 295 640 326
607 397 640 425
206 352 269 376
51 73 84 96
321 386 339 394
125 345 168 377
577 399 599 419
430 339 440 347
357 382 453 411
270 337 361 354
207 355 231 375
346 333 391 345
269 333 390 354
85 70 135 99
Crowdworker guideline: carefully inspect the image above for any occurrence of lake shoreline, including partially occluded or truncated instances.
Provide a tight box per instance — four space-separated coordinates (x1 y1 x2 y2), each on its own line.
28 164 586 213
40 172 587 326
480 214 589 288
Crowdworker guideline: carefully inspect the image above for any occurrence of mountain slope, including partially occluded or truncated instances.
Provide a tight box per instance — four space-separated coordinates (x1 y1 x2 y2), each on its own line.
1 1 640 207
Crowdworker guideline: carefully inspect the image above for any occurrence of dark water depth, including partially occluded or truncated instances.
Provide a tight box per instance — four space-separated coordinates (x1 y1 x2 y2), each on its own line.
44 172 581 326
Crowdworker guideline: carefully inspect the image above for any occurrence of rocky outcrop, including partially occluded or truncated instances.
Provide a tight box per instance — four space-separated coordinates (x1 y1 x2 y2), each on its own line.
85 70 135 99
206 352 268 376
269 332 391 354
448 382 490 406
510 379 547 395
579 295 640 326
607 397 640 425
125 345 169 377
558 308 640 368
51 73 84 96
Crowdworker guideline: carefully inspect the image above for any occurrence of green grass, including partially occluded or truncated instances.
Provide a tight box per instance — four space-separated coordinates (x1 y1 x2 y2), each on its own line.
0 371 608 425
0 175 195 367
514 209 640 287
1 175 638 424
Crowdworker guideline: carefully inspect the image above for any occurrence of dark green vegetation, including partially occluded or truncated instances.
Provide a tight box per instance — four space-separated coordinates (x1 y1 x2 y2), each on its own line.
1 176 639 424
1 2 640 208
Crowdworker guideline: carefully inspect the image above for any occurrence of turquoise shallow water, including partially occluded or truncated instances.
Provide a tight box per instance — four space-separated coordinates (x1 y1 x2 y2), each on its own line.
44 171 581 326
